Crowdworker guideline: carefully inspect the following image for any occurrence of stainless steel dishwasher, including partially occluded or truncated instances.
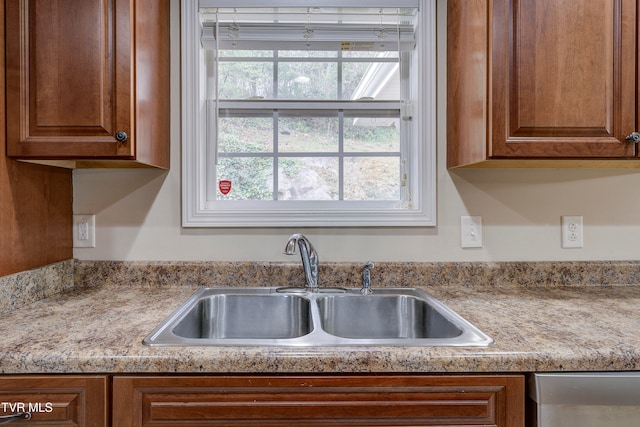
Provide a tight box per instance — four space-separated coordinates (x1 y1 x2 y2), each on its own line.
528 373 640 427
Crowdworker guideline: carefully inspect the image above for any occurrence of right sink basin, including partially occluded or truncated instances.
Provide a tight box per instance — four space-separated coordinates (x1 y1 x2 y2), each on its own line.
316 294 464 340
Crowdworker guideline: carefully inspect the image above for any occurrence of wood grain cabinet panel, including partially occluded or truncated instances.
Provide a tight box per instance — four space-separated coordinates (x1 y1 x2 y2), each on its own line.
0 375 108 427
0 0 73 276
5 0 170 168
448 0 640 167
113 375 524 427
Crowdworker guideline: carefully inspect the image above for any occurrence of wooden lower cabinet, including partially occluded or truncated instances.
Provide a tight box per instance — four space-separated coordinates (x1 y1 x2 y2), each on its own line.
0 375 108 427
112 374 524 427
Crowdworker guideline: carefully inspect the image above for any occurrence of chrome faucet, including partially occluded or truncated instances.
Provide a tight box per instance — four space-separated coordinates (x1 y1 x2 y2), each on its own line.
361 261 375 295
284 233 319 290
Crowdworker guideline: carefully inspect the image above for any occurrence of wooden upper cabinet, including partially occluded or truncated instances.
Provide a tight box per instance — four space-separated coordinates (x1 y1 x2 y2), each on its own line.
448 0 639 168
5 0 170 169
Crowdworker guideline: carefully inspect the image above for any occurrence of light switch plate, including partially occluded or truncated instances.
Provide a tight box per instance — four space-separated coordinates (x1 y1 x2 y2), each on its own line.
73 214 96 248
461 216 482 248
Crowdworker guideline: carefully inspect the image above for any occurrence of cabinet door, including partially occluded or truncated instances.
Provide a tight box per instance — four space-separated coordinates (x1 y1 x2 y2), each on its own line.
5 0 170 168
6 0 131 158
447 0 639 167
113 375 524 427
491 0 637 158
0 375 108 427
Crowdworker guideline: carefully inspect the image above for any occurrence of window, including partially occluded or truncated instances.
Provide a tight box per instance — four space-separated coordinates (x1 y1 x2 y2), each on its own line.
182 0 435 227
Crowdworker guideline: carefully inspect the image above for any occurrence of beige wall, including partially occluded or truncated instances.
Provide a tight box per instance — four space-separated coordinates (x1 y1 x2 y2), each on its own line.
73 0 640 263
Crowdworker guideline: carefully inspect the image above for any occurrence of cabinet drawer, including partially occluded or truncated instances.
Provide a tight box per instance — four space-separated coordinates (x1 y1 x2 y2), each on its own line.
113 375 523 427
0 375 108 427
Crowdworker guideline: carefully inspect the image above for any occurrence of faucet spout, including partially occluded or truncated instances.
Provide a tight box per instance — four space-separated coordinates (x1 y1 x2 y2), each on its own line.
284 233 319 290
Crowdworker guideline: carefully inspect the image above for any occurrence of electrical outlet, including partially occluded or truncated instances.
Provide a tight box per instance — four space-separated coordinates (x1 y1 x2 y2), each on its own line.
561 216 583 248
73 215 96 248
461 216 482 248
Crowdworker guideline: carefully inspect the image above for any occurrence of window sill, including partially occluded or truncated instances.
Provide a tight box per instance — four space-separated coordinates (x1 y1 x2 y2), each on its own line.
182 205 435 227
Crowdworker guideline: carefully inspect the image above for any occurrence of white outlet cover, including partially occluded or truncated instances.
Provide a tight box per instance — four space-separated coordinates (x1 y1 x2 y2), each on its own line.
461 216 482 248
561 215 583 249
73 214 96 248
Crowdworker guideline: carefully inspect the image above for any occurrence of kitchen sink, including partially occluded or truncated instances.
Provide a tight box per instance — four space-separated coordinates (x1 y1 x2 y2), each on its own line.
143 287 493 347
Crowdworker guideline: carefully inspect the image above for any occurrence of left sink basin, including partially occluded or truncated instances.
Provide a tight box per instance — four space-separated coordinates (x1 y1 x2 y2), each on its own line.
144 288 313 346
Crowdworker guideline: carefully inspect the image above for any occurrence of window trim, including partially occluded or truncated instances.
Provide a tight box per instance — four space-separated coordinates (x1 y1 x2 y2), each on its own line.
182 0 436 227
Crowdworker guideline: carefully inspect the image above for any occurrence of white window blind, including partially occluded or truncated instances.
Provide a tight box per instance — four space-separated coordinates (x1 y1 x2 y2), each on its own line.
199 1 420 9
201 15 416 52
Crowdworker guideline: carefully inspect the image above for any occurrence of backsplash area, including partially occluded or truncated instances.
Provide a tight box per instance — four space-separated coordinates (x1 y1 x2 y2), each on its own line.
0 259 74 314
73 260 640 289
2 259 640 314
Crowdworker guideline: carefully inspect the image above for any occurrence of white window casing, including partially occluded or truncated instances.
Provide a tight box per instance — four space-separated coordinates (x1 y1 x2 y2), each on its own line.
182 0 436 227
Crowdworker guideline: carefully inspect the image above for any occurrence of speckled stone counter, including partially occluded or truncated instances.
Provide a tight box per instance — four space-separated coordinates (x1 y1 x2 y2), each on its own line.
1 260 640 374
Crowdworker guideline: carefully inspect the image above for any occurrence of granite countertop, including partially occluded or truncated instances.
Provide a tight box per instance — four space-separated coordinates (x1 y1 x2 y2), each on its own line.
1 281 639 374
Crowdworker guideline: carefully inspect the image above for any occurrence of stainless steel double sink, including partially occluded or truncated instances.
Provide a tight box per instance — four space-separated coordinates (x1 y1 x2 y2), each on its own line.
143 287 493 347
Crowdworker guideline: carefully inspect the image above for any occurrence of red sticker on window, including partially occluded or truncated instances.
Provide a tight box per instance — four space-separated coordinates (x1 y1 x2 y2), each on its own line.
218 180 232 195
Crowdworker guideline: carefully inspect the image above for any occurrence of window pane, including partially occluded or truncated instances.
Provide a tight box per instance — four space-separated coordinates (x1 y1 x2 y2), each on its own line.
218 117 273 153
345 62 400 100
278 157 339 200
344 157 399 201
344 117 400 152
278 116 339 152
218 62 273 99
342 61 371 99
216 157 273 200
278 62 337 99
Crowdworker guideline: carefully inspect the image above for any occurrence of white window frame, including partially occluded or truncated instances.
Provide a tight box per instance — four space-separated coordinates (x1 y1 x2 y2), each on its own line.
182 0 436 227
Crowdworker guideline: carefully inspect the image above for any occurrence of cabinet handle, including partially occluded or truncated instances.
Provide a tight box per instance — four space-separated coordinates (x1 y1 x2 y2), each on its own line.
0 413 31 424
626 132 640 144
115 131 128 142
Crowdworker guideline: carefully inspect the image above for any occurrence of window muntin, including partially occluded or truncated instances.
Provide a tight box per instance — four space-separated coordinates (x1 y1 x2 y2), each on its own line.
182 1 435 227
215 107 400 202
212 21 407 203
